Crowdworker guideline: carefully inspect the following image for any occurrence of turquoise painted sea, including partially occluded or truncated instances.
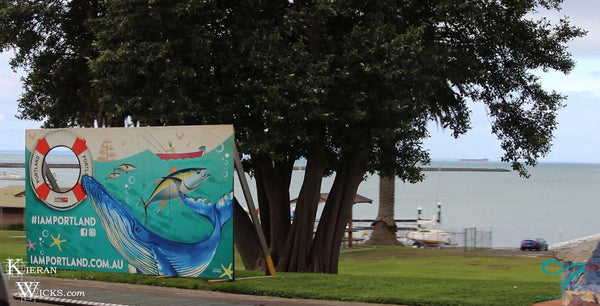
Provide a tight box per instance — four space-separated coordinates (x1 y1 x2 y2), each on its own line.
3 150 599 247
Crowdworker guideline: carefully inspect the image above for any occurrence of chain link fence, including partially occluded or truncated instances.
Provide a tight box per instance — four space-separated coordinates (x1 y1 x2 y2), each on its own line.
450 227 492 251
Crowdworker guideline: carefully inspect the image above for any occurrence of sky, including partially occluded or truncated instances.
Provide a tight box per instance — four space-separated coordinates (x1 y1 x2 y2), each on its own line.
1 2 599 163
425 1 600 163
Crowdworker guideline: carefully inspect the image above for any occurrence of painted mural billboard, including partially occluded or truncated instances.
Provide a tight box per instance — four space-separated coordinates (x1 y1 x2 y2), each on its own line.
25 126 234 279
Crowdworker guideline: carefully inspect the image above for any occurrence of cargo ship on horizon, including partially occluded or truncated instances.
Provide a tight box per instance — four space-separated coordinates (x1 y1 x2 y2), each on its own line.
459 158 489 162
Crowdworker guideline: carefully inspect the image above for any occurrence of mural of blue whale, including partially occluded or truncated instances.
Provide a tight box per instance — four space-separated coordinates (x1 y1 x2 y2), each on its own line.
81 175 232 277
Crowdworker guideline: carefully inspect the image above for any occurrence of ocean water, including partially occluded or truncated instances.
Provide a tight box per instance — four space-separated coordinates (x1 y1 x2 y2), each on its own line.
3 150 599 247
355 161 600 248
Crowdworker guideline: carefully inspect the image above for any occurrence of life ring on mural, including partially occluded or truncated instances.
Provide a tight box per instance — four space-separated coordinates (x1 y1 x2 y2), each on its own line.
29 130 94 210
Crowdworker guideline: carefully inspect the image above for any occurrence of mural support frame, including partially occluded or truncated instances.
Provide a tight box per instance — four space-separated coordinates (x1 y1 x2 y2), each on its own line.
233 144 276 276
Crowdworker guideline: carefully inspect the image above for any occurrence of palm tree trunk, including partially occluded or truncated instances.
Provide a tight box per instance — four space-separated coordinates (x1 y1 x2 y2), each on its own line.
364 175 400 245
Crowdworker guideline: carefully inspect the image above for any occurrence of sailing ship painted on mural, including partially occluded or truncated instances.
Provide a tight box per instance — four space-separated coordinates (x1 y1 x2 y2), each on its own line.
97 139 116 161
25 126 234 279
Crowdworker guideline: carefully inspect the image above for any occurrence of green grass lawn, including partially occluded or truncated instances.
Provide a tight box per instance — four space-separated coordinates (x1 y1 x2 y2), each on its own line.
0 230 25 260
1 230 560 306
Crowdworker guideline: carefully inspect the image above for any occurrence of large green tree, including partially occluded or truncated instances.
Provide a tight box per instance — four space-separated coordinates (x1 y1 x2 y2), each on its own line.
0 0 103 127
1 0 585 273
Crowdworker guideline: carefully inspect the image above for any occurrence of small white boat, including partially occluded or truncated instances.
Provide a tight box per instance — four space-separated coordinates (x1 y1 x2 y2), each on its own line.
407 228 451 245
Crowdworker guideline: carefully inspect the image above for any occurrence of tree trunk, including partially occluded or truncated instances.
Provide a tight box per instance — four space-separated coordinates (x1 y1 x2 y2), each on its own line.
365 175 400 245
310 148 368 273
233 197 265 271
277 153 325 272
254 160 294 266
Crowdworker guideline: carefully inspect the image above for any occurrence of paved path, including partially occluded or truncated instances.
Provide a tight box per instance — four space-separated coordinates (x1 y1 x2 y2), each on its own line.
7 276 395 306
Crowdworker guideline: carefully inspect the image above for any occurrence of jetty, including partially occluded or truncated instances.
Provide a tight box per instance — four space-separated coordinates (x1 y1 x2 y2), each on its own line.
0 162 77 168
3 163 510 172
293 166 510 172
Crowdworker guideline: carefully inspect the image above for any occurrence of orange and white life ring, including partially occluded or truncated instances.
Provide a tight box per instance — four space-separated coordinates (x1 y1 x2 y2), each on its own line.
29 130 94 210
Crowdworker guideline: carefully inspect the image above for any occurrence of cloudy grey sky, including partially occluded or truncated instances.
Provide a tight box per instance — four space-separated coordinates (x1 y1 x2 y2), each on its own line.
1 1 599 163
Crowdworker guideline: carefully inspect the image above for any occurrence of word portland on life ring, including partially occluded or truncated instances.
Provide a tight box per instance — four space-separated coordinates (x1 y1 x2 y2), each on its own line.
29 130 94 210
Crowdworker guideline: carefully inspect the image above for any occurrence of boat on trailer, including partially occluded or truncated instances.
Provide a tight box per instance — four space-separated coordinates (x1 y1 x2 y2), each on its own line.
406 228 451 246
406 214 451 247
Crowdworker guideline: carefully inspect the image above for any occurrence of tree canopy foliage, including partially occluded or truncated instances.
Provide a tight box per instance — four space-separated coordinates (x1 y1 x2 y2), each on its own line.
1 0 585 272
0 0 102 127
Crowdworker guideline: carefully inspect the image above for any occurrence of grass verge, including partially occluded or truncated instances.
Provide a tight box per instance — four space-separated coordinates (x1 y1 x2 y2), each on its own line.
1 231 559 305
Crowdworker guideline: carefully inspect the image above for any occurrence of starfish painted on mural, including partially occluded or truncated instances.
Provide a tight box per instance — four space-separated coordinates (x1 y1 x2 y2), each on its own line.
26 239 36 251
50 233 66 252
220 263 233 279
